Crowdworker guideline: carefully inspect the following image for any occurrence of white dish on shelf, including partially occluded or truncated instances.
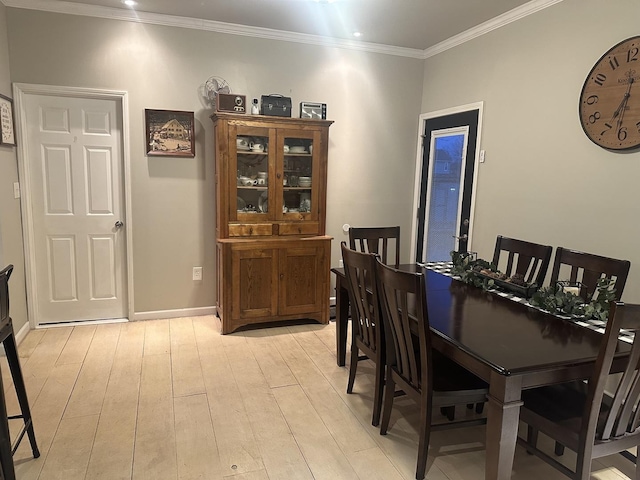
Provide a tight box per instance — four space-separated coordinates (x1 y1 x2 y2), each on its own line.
258 191 268 213
237 145 250 151
289 146 307 153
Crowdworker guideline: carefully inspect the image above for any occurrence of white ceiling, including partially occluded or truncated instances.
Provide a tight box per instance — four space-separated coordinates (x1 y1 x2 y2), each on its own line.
5 0 562 55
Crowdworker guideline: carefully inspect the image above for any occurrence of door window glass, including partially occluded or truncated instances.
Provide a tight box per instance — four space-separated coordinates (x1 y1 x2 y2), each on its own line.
423 131 468 261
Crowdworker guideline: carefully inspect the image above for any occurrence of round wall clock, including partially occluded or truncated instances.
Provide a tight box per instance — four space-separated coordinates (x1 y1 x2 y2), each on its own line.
579 36 640 150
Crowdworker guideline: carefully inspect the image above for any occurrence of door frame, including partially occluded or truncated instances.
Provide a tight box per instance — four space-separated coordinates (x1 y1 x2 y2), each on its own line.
410 102 484 262
13 83 134 328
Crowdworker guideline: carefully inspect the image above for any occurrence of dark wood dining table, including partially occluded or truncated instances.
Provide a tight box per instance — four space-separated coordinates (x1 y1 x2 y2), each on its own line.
331 264 631 480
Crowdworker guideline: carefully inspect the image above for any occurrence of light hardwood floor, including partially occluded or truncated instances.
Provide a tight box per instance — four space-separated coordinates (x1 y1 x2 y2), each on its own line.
2 316 636 479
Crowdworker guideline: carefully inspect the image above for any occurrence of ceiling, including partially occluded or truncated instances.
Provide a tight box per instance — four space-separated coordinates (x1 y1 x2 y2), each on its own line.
6 0 559 53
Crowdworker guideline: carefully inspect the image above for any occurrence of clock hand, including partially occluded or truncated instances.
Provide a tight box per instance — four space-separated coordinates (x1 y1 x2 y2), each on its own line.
608 96 627 124
608 76 634 124
616 77 634 130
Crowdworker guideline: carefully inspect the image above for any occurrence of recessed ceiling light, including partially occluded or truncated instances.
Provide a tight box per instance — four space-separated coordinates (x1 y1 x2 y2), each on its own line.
353 32 362 38
122 0 137 6
313 0 337 4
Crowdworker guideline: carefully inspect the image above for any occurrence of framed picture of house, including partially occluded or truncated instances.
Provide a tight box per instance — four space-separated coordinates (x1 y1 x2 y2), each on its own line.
145 109 195 157
0 94 16 146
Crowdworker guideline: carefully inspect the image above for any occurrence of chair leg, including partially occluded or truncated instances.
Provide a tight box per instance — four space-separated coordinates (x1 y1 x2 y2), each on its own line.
635 454 640 480
380 368 395 435
3 333 39 458
346 344 359 394
440 406 455 422
416 395 432 480
526 426 538 455
0 368 16 480
554 442 565 456
371 358 384 427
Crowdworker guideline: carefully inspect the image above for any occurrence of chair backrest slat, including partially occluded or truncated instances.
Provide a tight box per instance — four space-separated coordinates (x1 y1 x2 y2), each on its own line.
341 243 379 352
376 259 430 392
349 226 401 268
492 236 552 286
0 264 14 324
550 247 630 301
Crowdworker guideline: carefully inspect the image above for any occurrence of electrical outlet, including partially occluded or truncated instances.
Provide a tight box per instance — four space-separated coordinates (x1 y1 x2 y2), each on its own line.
193 267 203 281
339 260 344 268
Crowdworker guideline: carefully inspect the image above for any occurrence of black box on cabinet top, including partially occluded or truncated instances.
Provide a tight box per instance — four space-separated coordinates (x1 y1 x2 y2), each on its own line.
260 95 292 117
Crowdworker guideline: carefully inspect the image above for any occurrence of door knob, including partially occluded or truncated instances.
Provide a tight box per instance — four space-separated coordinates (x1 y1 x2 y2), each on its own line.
452 234 468 241
115 221 124 228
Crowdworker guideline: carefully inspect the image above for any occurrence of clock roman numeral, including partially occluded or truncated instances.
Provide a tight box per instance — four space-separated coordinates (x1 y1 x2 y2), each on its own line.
609 56 620 70
593 73 607 86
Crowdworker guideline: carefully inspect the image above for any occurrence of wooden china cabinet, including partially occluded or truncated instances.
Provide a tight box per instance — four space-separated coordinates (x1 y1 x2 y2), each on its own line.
211 112 333 334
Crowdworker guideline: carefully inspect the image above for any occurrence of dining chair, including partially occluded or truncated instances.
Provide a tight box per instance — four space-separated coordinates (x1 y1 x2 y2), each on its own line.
341 242 385 426
549 247 630 301
0 265 39 480
492 235 553 287
518 301 640 480
534 247 631 457
375 258 488 480
349 226 400 267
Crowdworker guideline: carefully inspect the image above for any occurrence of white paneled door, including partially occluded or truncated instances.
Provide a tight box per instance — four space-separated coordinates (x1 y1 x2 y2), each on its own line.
24 94 126 325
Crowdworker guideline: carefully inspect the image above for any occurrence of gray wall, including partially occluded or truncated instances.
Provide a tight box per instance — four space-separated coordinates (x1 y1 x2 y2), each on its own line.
5 9 424 318
0 3 29 332
422 0 640 301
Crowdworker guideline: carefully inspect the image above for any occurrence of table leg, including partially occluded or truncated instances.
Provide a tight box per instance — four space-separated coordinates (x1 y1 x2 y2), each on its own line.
335 275 349 367
485 373 523 480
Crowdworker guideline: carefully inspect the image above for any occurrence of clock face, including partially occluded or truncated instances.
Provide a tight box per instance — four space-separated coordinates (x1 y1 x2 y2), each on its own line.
579 36 640 150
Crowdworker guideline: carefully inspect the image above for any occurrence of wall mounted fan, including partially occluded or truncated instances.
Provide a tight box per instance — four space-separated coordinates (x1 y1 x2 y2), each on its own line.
199 76 231 109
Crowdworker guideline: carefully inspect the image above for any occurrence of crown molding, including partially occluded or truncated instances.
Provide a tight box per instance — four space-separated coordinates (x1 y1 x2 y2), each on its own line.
423 0 564 59
2 0 426 58
3 0 562 59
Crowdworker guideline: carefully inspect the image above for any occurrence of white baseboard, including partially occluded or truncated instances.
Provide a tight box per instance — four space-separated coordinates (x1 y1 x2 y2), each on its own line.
0 321 36 355
133 306 216 321
35 318 129 329
329 296 336 307
14 321 31 346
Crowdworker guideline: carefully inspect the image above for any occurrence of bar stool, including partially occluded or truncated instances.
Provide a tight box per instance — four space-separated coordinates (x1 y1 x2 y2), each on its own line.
0 265 39 480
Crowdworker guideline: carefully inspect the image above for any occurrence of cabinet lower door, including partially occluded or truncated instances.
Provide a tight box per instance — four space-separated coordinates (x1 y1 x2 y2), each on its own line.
231 247 279 320
278 244 327 316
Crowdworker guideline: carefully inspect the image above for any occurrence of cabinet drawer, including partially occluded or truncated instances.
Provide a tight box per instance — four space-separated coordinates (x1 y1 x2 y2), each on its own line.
229 223 273 237
279 223 319 236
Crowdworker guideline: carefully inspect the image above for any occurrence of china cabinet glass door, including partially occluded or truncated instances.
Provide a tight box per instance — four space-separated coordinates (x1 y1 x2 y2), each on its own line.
279 130 319 222
233 126 272 221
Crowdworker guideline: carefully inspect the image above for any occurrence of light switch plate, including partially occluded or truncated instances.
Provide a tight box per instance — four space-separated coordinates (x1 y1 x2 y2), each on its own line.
193 267 203 281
